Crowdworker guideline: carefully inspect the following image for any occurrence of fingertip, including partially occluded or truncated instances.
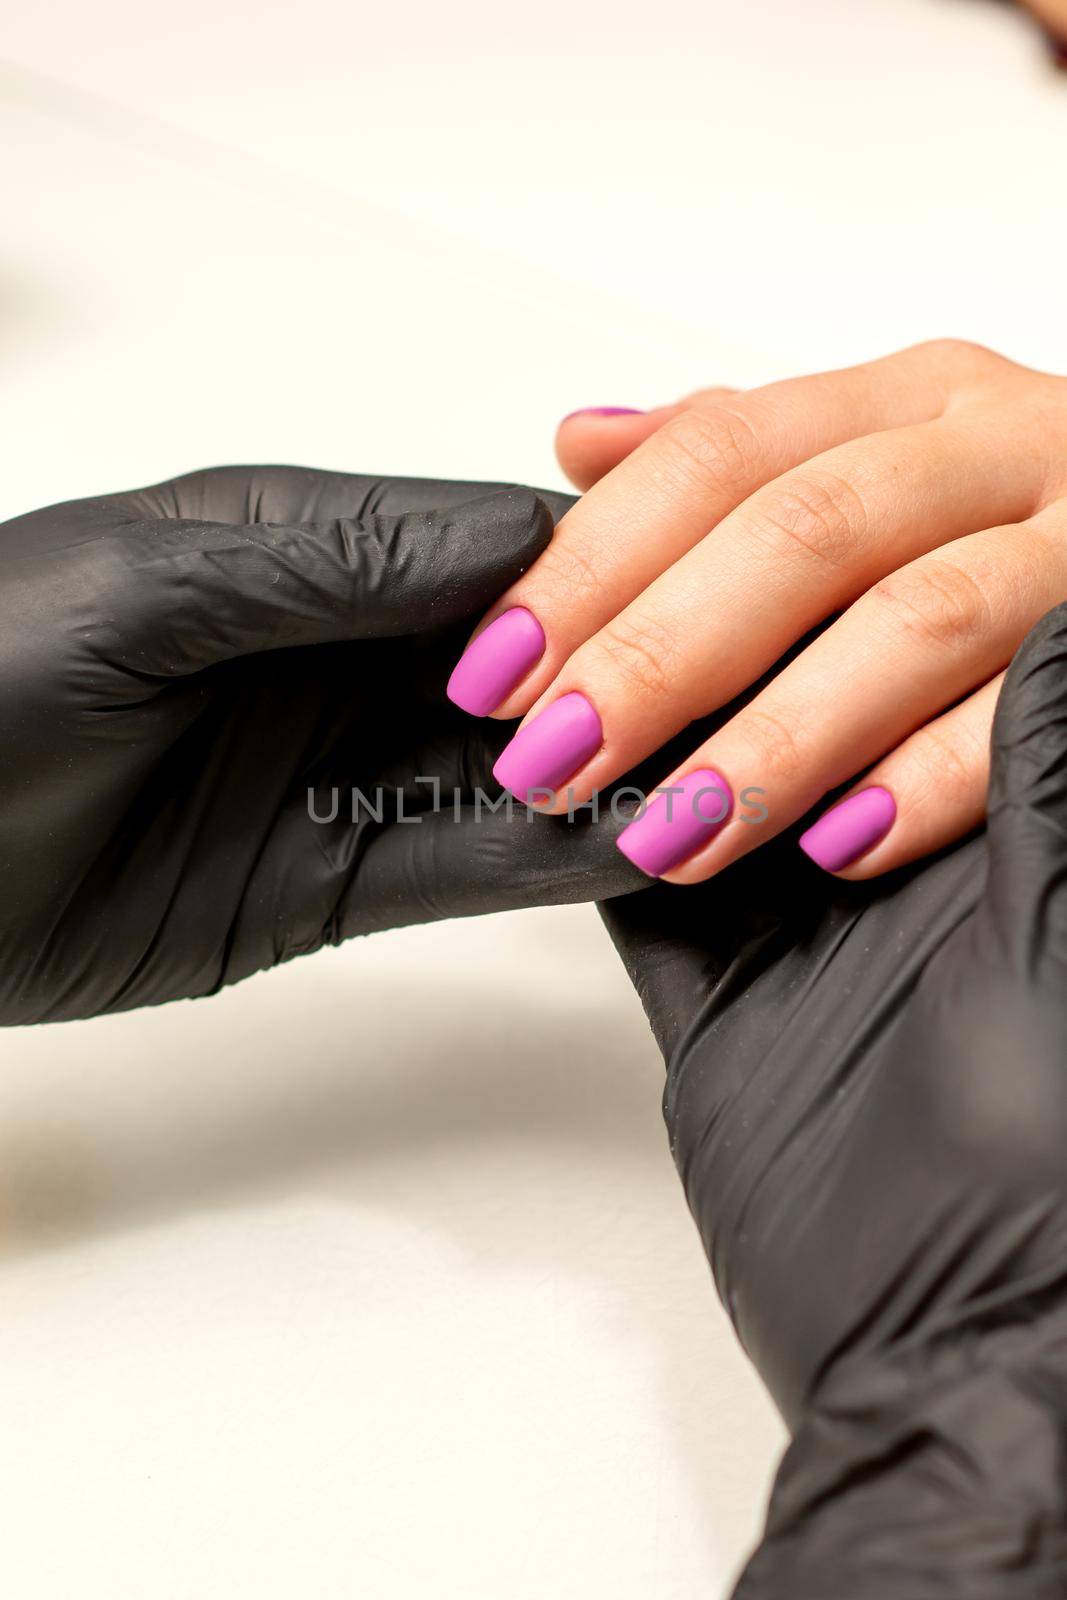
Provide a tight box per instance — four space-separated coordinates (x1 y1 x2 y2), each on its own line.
450 486 557 586
798 787 897 875
445 606 546 718
387 488 557 634
559 406 647 424
554 406 663 490
463 484 555 550
617 769 734 880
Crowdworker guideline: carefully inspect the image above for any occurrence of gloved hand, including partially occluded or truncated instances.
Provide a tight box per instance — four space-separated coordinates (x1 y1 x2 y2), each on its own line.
602 603 1067 1597
0 465 639 1023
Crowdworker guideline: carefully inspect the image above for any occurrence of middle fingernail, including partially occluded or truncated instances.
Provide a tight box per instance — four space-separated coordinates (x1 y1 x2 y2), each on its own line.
492 692 602 803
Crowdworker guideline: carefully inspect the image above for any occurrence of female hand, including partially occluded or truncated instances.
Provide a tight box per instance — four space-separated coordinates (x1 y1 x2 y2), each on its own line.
446 341 1067 883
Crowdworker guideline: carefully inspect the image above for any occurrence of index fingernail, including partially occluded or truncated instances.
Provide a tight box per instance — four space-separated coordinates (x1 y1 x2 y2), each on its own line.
560 407 645 422
446 607 546 716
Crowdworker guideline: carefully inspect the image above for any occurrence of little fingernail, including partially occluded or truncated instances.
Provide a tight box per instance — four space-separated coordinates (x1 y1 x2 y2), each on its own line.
447 607 546 716
799 786 897 872
560 406 645 422
617 769 733 878
492 692 602 802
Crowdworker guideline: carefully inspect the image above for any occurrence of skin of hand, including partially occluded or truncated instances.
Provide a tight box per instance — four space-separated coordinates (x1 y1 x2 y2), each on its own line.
601 602 1067 1597
447 342 1067 885
0 465 643 1024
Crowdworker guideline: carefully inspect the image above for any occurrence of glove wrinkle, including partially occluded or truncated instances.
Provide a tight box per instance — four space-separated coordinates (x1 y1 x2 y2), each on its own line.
735 1339 1067 1598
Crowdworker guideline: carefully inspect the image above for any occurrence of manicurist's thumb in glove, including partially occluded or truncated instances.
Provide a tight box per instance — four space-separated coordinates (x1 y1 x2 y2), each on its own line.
603 603 1067 1597
0 465 640 1024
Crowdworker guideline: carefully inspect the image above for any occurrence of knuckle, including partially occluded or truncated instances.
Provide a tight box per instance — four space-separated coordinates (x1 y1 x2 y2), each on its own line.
870 557 992 655
532 534 610 608
910 338 1013 405
913 336 1003 375
686 384 742 407
909 721 983 809
589 610 681 702
656 404 762 498
738 706 808 787
746 469 867 570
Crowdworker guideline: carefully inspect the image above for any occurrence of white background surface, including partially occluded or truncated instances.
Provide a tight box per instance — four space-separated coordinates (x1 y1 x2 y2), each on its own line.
0 3 1064 1596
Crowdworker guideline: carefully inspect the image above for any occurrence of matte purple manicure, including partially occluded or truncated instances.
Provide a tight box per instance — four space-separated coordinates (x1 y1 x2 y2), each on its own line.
560 407 645 422
799 787 897 872
447 607 546 716
617 769 733 878
492 692 602 803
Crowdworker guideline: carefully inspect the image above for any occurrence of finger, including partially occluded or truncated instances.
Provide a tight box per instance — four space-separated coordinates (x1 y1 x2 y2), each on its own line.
342 800 646 935
494 415 1046 811
120 464 577 528
554 389 739 491
801 673 1003 879
219 737 648 984
454 340 999 721
616 506 1067 884
983 598 1067 979
555 406 663 491
97 489 556 676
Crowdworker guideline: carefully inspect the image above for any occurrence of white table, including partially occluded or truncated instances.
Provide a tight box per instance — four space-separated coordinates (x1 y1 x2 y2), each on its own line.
0 4 1062 1594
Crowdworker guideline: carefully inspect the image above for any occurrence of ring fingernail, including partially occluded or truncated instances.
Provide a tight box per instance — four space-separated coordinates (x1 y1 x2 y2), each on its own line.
492 692 602 802
799 786 897 872
447 607 546 716
617 768 733 877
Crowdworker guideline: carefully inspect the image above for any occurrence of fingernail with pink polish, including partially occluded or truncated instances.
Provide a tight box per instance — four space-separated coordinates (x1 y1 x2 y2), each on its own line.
560 407 645 422
617 769 733 878
447 607 546 717
799 787 896 872
492 692 602 803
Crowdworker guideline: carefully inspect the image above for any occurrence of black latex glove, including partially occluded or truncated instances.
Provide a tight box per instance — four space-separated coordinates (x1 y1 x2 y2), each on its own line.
603 603 1067 1597
0 466 638 1024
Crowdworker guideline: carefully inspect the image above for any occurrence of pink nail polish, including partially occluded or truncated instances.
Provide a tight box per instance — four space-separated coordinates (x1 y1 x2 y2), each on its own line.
492 692 602 802
560 407 645 422
616 769 733 878
799 787 896 872
447 607 546 716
